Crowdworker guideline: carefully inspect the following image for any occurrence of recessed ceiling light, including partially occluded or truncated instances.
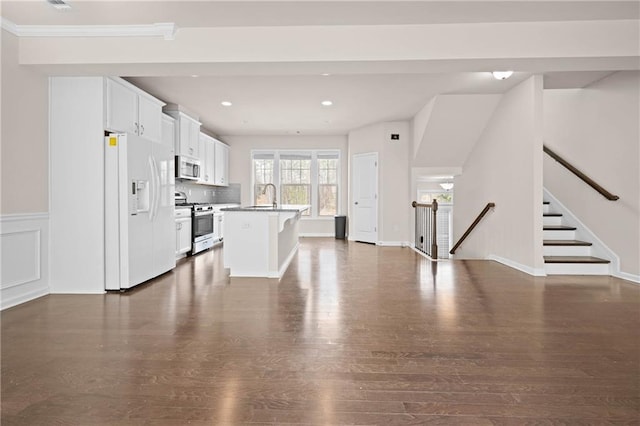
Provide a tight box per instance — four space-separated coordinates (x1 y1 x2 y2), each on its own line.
191 75 199 78
321 73 331 76
221 101 232 107
492 71 514 80
47 0 71 10
321 100 333 106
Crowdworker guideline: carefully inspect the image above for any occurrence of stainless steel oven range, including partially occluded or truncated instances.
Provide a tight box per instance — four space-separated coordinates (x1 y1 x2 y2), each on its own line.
175 192 216 255
191 203 215 254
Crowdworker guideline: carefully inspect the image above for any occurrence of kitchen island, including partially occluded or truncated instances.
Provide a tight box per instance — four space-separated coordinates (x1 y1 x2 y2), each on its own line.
221 205 309 278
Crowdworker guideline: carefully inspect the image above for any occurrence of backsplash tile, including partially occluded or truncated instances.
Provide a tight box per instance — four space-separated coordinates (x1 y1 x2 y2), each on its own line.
213 183 241 204
175 181 241 204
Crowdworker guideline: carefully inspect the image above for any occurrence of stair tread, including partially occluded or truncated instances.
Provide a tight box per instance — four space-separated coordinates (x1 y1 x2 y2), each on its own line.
543 213 562 217
544 256 610 264
544 240 592 246
543 201 550 205
543 225 577 230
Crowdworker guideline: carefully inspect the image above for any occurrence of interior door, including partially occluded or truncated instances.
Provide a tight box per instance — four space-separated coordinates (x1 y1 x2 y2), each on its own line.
351 152 378 244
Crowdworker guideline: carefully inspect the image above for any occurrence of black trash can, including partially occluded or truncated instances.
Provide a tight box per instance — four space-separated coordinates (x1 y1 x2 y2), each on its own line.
334 215 346 239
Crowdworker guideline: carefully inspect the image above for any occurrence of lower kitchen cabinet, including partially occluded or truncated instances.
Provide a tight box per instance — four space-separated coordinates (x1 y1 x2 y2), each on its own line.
175 209 192 256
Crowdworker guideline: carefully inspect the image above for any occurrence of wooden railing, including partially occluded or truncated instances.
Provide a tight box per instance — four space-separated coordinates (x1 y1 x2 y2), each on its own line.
412 200 438 259
543 145 619 201
449 202 495 254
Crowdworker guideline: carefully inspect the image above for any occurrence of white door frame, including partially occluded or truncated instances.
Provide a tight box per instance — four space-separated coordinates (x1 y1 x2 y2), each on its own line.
350 152 378 244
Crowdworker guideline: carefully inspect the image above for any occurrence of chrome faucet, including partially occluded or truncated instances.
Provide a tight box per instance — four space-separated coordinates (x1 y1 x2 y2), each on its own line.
262 183 278 208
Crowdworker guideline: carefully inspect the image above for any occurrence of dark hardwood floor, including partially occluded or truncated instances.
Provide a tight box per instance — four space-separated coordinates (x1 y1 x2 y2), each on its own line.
2 238 639 425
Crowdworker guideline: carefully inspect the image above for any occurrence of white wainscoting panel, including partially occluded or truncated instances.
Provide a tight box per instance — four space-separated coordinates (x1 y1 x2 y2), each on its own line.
0 213 50 309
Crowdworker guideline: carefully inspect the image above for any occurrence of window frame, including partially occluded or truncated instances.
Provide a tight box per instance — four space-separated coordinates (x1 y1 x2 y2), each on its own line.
251 149 341 219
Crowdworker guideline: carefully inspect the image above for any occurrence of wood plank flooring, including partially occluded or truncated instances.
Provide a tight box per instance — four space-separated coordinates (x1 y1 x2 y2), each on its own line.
2 238 639 425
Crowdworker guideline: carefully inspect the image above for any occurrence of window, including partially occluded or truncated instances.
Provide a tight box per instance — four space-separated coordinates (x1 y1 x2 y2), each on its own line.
253 153 274 205
317 153 339 216
418 191 453 204
280 154 311 215
252 150 340 218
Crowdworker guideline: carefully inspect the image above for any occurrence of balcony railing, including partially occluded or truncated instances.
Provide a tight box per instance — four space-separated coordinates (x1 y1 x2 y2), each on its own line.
412 200 438 259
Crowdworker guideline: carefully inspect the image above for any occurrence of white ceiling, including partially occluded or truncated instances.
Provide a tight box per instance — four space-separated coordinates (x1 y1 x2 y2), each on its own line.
2 1 637 137
3 1 637 27
126 72 530 136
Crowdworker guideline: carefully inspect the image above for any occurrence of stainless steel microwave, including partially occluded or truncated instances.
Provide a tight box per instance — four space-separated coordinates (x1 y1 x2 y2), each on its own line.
175 156 200 180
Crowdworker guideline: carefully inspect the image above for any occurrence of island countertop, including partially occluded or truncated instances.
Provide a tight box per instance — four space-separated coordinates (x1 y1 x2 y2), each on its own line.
221 204 310 213
223 204 308 278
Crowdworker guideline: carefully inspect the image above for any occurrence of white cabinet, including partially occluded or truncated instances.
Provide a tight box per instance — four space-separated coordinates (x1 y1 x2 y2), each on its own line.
196 134 229 187
217 213 224 241
198 133 216 184
175 209 192 256
165 110 200 159
214 140 229 186
161 114 175 150
105 77 164 144
138 95 163 143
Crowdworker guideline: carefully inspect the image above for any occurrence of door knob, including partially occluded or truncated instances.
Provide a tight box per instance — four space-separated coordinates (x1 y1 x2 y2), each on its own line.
355 202 359 205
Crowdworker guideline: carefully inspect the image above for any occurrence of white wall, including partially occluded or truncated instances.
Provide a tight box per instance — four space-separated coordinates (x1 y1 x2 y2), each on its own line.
348 121 411 245
0 30 50 308
221 135 348 236
1 30 49 214
453 75 545 275
413 94 501 168
543 71 640 278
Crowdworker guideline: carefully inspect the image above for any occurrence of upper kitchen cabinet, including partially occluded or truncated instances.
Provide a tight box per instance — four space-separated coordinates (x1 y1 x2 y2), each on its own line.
163 107 201 160
198 132 216 185
214 139 229 186
105 77 164 144
161 114 175 151
196 132 229 187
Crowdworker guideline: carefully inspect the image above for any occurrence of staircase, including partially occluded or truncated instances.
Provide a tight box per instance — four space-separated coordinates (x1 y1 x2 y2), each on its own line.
543 201 611 275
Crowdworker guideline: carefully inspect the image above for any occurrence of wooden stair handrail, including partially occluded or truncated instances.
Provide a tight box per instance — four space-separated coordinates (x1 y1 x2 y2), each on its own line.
543 145 619 201
449 202 495 254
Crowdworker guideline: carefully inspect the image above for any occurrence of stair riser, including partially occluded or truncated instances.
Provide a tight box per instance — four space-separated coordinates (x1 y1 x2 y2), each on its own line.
543 245 592 256
543 204 550 214
543 216 563 226
545 263 610 275
543 230 576 240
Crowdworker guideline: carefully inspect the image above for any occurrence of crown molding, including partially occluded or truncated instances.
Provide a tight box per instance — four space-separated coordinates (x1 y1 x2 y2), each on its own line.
0 18 176 40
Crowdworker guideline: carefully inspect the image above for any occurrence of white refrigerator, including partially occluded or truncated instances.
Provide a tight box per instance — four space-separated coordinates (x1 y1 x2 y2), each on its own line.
104 133 176 290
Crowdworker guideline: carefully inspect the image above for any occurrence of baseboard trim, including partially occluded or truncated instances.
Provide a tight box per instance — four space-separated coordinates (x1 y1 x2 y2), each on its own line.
487 254 547 277
377 241 410 247
612 271 640 285
277 242 299 279
300 233 334 238
1 283 49 310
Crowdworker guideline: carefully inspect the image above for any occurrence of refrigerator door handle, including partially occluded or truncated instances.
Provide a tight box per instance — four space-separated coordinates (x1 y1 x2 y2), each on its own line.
148 156 156 221
152 155 161 219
